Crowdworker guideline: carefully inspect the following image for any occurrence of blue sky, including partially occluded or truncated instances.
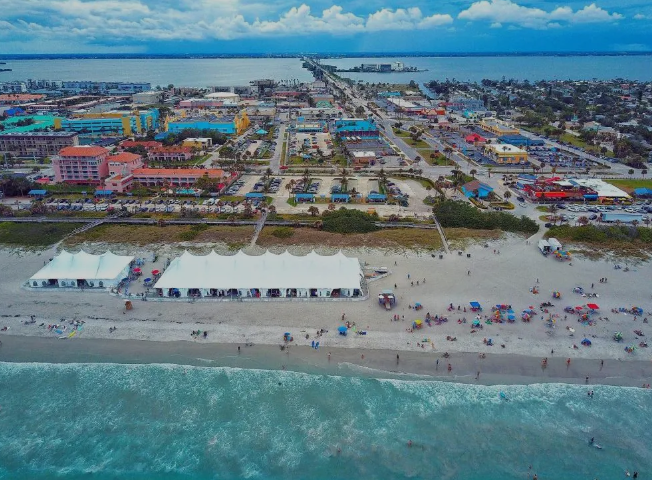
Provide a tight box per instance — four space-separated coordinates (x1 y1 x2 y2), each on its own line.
0 0 650 53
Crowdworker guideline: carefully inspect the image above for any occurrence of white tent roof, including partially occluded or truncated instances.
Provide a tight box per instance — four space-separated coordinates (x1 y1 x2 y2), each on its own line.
154 250 362 290
30 250 134 281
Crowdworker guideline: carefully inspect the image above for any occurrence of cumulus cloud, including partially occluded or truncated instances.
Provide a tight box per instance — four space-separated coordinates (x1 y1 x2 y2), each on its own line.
0 1 452 44
458 0 622 29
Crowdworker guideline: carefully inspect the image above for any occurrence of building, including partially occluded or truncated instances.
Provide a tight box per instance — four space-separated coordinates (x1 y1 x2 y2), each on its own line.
55 109 160 136
178 98 236 109
294 122 326 133
352 151 375 164
480 119 520 136
0 81 28 93
131 168 227 187
205 92 240 103
149 146 193 163
0 93 46 104
334 119 379 138
498 135 545 147
182 138 213 150
442 97 486 112
107 152 144 176
0 114 61 133
298 107 341 120
465 133 487 144
0 132 79 157
461 180 494 199
132 91 162 104
119 140 163 152
59 81 151 94
166 110 249 135
52 146 110 185
483 144 529 165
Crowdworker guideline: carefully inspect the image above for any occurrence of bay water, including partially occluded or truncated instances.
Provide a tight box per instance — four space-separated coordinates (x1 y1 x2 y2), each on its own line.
1 361 650 479
1 56 652 87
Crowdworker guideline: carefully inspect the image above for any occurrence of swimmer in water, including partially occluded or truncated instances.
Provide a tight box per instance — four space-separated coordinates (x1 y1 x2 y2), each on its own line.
589 437 594 445
407 440 412 447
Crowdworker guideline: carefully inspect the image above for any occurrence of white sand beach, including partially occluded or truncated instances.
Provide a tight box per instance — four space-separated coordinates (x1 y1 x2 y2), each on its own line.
1 235 651 369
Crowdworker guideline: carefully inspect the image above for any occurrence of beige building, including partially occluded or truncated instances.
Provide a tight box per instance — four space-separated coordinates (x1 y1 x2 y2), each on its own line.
0 132 79 157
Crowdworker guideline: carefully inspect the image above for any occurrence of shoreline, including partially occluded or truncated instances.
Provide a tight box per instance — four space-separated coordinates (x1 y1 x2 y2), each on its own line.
2 336 651 387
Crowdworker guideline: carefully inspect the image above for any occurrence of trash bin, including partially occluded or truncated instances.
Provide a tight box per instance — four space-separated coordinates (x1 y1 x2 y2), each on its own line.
439 254 443 259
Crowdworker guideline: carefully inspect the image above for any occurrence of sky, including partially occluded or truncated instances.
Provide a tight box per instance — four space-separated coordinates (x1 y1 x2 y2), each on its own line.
0 0 650 54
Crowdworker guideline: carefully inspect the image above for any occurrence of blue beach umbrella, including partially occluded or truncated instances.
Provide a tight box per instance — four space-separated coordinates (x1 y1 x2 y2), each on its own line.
338 326 348 333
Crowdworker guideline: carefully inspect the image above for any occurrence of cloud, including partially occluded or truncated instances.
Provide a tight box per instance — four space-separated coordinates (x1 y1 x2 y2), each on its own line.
458 0 622 29
0 1 453 45
633 13 651 20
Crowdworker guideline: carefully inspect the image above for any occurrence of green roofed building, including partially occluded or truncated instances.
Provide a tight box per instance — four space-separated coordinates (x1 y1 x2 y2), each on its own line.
0 115 62 133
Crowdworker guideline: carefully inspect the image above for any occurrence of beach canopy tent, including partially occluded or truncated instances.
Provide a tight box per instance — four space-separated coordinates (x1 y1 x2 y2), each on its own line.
470 301 482 309
29 250 134 289
154 250 363 299
245 192 265 199
634 187 652 197
94 190 114 196
367 193 387 202
28 189 48 197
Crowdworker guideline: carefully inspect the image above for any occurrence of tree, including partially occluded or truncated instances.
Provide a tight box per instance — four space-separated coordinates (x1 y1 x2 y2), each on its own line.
469 169 477 178
642 169 648 178
414 156 421 164
577 216 589 226
285 179 296 197
628 169 635 176
308 205 320 217
503 190 511 201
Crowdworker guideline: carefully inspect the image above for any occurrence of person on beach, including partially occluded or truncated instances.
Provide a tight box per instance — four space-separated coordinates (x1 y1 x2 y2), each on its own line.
567 358 571 367
396 354 400 364
447 363 452 372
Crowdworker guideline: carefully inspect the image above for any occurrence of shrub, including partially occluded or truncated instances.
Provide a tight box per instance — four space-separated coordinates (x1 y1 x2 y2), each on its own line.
322 208 379 234
271 227 294 238
433 200 538 234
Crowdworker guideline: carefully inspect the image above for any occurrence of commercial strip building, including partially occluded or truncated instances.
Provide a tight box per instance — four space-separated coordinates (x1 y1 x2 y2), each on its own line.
461 180 494 199
0 131 79 157
334 119 380 138
0 93 46 104
132 91 162 104
182 138 213 150
103 166 229 193
521 177 630 203
153 250 363 299
480 119 520 136
352 151 375 164
54 109 160 136
28 250 134 289
482 143 529 165
498 134 545 147
52 146 110 185
0 114 61 133
297 107 342 120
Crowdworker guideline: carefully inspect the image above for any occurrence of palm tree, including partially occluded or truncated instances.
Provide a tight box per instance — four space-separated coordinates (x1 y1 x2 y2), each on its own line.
308 205 319 217
340 168 349 193
503 190 511 201
286 179 296 197
470 169 477 178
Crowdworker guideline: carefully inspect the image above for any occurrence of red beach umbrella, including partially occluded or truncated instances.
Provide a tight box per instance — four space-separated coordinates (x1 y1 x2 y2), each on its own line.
152 269 160 276
586 303 599 310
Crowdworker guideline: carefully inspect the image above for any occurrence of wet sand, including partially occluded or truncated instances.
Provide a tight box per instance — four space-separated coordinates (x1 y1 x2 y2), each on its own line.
2 336 651 387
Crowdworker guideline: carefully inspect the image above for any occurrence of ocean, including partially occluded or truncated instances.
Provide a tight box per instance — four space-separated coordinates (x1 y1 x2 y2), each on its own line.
1 361 650 479
1 55 652 87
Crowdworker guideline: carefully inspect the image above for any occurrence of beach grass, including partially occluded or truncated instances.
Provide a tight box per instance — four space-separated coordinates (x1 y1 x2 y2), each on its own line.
0 221 83 247
444 227 504 249
257 226 443 250
65 224 254 246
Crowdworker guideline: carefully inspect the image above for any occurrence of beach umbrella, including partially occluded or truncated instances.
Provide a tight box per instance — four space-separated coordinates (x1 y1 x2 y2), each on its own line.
415 302 422 308
587 303 599 310
133 267 141 273
414 319 422 326
575 306 583 311
338 326 347 333
152 269 160 276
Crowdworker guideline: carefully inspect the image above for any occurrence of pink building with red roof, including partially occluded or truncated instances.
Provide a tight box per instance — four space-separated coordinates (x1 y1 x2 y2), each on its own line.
52 146 110 185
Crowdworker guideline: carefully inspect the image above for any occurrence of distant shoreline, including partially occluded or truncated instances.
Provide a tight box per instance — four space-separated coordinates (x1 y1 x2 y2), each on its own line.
1 52 651 60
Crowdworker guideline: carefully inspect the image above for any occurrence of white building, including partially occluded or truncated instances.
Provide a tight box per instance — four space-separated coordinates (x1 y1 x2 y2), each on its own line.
205 92 240 103
154 250 363 299
132 91 162 104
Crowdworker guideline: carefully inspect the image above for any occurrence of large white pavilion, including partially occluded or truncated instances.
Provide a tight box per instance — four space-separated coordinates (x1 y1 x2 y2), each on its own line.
29 250 134 289
154 250 363 299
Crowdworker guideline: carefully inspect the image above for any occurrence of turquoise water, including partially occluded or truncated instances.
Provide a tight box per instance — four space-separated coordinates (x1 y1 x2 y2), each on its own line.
1 362 650 479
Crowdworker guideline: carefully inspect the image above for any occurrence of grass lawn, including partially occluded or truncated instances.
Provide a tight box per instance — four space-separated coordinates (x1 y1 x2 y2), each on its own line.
419 150 454 166
606 179 652 192
65 224 254 246
0 221 83 247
